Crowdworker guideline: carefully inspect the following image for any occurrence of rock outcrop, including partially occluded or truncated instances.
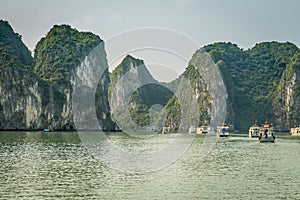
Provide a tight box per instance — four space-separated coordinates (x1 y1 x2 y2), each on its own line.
0 20 42 129
0 20 114 130
109 55 162 130
274 50 300 130
202 42 299 131
109 51 218 131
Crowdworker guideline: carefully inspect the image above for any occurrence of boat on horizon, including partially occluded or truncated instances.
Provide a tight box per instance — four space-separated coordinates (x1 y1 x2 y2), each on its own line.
259 119 275 142
162 126 171 134
197 125 209 134
290 126 300 136
217 124 230 137
249 120 260 138
189 126 196 134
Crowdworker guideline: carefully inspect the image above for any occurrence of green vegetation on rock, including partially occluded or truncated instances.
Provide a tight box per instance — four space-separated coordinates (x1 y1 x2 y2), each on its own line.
109 55 174 129
0 42 23 71
129 83 174 126
0 20 33 66
34 24 101 82
274 49 300 129
0 20 114 130
203 42 298 130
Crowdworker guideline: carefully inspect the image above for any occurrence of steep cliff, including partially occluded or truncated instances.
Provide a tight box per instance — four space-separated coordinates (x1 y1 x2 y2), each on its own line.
274 50 300 130
0 20 44 129
109 53 215 131
109 55 172 130
164 59 212 129
34 24 113 130
202 42 298 131
0 21 113 130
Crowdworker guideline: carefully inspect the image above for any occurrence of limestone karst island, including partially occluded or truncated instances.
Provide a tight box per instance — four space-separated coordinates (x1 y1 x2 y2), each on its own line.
0 20 299 133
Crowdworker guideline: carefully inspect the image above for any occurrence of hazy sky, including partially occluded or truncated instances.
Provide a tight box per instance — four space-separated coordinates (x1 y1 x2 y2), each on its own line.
1 0 300 81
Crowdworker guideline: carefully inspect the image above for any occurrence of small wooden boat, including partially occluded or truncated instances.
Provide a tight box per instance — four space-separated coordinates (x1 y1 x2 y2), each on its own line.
259 120 275 142
249 120 260 138
217 124 230 137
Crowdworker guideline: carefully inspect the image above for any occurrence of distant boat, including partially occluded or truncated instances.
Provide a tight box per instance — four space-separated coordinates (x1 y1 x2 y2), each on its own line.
217 124 230 137
147 126 160 132
249 120 260 137
259 120 275 142
43 128 51 132
162 126 171 134
290 126 300 136
197 125 209 134
188 126 196 134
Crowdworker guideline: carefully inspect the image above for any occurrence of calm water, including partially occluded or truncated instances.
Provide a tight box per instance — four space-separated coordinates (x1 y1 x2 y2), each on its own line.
0 131 300 199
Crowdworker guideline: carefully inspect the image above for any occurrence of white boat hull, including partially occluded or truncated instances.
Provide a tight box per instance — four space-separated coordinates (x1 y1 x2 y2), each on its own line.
196 126 209 134
259 120 275 142
249 133 260 138
249 126 260 138
217 124 230 137
259 135 275 142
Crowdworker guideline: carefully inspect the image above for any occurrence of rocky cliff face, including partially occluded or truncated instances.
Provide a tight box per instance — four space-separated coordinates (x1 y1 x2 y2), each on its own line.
33 24 100 130
0 20 42 129
109 55 160 130
109 51 219 131
0 66 44 129
186 48 226 128
109 55 156 107
202 42 299 131
72 43 114 131
274 50 300 130
0 21 114 130
163 48 225 130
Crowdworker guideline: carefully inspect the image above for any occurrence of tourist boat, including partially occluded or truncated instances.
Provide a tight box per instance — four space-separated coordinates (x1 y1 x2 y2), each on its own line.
259 119 275 142
189 126 196 134
290 126 300 136
249 120 260 137
217 124 230 137
197 125 209 134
